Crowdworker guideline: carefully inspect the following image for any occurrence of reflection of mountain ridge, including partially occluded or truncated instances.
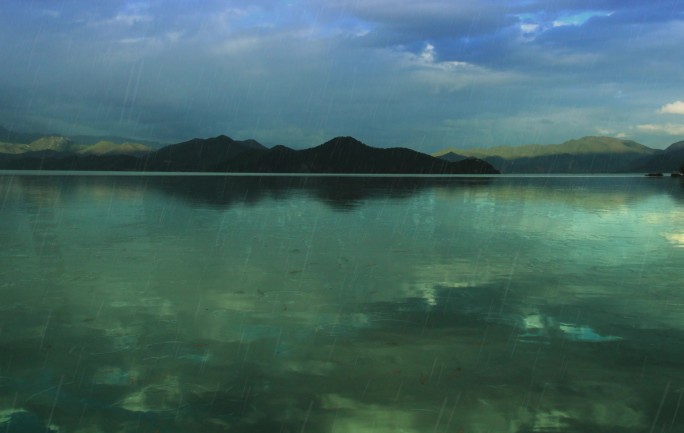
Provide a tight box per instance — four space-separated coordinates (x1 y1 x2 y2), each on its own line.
150 176 495 210
5 175 495 211
6 174 683 211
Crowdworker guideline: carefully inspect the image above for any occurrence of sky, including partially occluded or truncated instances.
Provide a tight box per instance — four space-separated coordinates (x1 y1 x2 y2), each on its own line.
1 0 683 151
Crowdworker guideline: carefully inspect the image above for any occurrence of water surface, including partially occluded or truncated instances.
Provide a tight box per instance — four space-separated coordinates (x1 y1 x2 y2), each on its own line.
1 173 683 432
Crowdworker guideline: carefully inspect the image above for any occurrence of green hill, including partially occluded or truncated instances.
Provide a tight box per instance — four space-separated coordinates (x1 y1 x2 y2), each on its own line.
0 136 153 157
434 136 659 173
79 141 152 155
435 136 654 159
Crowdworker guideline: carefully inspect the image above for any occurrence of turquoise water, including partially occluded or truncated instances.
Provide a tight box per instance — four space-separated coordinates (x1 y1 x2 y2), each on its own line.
1 173 683 432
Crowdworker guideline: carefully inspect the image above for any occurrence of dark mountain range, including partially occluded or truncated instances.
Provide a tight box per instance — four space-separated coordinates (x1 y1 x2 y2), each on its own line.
434 136 660 173
628 140 684 173
0 134 498 174
142 135 267 171
666 140 684 152
3 125 682 174
218 136 498 174
438 152 469 163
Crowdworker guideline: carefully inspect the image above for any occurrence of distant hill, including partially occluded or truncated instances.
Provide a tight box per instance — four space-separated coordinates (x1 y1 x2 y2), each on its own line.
0 142 29 154
0 135 85 154
435 136 653 159
69 134 162 148
0 134 267 171
628 140 684 173
25 136 84 152
438 152 469 163
80 141 153 156
0 135 153 157
434 136 659 173
142 135 267 171
218 136 498 174
666 140 684 152
0 125 162 151
0 134 499 174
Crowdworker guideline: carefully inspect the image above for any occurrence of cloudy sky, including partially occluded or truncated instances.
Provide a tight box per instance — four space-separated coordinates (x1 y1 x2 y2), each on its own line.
1 0 683 151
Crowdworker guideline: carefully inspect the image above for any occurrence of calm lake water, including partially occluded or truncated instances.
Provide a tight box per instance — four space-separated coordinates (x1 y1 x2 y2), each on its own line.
1 172 683 433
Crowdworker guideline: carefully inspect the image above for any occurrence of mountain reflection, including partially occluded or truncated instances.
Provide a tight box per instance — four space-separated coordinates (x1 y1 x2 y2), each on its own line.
1 172 684 432
2 174 493 210
5 173 683 212
150 175 496 211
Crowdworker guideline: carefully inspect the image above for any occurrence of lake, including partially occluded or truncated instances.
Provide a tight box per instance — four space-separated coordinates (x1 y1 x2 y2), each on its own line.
1 172 683 433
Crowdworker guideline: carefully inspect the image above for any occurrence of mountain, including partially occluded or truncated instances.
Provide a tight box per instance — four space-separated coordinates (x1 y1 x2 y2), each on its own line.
0 135 86 154
666 140 684 152
69 134 163 148
438 152 470 162
25 136 84 152
628 140 684 173
0 134 153 157
218 136 498 174
0 125 163 147
434 136 658 173
434 136 653 159
142 135 267 171
0 142 30 154
0 134 499 174
80 141 153 156
0 134 270 171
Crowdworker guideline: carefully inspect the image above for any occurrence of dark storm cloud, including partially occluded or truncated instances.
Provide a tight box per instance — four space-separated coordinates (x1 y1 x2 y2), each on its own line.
319 0 517 43
0 0 683 150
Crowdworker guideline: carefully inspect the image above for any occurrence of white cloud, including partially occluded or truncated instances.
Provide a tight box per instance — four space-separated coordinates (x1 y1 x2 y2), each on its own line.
87 13 153 28
114 13 152 26
42 9 61 18
213 36 264 55
520 23 539 34
576 11 614 26
595 127 628 138
658 101 684 115
166 31 184 43
118 37 148 45
518 10 613 37
399 43 517 92
420 43 436 63
636 123 684 135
